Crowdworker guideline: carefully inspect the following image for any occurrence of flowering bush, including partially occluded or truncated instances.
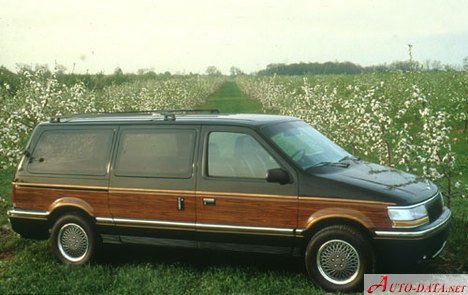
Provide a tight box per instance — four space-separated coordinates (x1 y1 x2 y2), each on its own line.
98 76 223 111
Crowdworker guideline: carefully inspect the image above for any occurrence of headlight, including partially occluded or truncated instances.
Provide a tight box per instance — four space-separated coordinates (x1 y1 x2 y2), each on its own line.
387 204 429 228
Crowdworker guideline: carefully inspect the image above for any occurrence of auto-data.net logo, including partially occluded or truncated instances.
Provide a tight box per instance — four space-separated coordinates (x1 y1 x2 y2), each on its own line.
364 274 467 294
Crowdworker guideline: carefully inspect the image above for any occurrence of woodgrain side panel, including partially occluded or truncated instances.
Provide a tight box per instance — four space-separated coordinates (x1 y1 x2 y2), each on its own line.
14 183 392 231
196 192 297 228
109 189 196 222
15 185 109 216
298 198 392 229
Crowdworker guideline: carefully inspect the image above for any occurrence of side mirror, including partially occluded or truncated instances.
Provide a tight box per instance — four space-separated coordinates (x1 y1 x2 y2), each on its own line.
266 168 291 185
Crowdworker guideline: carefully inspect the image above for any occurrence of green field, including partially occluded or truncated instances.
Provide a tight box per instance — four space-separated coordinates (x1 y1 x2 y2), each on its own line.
0 79 467 294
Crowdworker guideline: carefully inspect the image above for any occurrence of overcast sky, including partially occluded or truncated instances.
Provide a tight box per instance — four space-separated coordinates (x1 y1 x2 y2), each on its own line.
1 0 467 74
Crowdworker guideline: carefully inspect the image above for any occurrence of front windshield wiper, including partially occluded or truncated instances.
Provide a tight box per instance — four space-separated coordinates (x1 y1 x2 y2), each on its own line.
306 155 359 170
307 161 350 169
339 155 360 162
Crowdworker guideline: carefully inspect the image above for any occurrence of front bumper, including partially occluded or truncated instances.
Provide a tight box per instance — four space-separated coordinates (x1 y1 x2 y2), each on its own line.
372 207 451 262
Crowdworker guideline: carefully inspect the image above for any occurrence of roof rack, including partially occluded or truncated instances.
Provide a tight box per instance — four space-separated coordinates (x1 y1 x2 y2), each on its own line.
49 109 220 123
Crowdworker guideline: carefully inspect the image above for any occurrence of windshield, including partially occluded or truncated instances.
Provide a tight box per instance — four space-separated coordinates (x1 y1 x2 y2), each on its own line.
263 121 350 170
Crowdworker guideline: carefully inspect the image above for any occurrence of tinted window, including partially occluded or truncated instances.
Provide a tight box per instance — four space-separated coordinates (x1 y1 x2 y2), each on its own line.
28 129 113 176
208 132 280 178
115 129 195 178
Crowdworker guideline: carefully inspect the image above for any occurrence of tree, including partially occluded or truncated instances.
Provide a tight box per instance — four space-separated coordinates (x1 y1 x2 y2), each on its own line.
258 62 364 75
54 63 67 74
431 60 442 71
230 66 244 76
114 67 124 76
389 61 416 72
137 67 155 75
206 66 222 76
112 67 128 85
463 56 468 71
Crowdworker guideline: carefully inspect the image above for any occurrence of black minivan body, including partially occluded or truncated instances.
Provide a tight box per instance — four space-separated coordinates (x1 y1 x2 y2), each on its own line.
8 112 451 291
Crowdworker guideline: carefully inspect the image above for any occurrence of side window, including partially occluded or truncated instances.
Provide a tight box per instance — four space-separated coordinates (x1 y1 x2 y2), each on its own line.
114 129 195 178
208 132 280 178
28 129 113 176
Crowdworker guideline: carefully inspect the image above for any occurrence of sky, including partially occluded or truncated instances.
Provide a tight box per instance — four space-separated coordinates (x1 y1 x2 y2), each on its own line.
1 0 467 74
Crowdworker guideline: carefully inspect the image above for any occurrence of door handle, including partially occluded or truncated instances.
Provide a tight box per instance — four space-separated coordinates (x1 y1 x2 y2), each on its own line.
203 198 216 206
177 197 185 211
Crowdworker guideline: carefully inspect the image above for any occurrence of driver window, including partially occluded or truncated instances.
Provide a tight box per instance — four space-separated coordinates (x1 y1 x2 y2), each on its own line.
208 132 280 178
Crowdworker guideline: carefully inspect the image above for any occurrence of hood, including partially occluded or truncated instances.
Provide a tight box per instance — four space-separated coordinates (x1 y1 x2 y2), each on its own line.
304 161 438 205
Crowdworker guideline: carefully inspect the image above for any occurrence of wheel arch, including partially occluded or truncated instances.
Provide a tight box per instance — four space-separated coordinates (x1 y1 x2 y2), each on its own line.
48 198 95 227
300 217 374 250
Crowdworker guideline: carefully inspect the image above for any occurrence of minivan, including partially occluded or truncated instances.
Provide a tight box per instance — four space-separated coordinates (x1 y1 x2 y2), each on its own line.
8 110 451 291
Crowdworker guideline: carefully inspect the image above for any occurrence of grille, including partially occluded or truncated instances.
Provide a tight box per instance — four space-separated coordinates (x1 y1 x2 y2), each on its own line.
425 192 443 222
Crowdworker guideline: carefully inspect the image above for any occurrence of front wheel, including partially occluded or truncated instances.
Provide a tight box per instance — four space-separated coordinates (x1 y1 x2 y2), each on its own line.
305 225 375 292
50 213 96 265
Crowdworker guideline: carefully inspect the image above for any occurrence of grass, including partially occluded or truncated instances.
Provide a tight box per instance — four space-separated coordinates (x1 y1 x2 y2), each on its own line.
0 241 319 294
196 80 264 113
0 81 467 293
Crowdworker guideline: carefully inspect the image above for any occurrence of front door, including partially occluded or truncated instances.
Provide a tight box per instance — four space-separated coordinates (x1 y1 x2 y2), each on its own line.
196 126 298 254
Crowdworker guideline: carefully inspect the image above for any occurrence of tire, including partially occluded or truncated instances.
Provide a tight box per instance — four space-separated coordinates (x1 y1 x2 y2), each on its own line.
50 213 96 265
305 225 375 292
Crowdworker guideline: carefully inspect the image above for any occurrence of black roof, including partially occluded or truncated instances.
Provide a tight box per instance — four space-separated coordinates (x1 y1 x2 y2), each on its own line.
43 111 298 127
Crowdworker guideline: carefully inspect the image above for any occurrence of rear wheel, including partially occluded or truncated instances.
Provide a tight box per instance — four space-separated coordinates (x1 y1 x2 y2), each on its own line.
305 225 374 292
50 213 96 265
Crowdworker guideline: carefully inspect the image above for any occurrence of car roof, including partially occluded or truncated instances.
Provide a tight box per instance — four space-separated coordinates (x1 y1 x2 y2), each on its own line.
41 112 299 128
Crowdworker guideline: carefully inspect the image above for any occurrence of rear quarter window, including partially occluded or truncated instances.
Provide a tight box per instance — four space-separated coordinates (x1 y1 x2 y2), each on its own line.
28 129 114 176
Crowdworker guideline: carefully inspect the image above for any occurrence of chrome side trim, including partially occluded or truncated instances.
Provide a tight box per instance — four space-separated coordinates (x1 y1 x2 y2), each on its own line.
96 217 194 231
113 217 195 229
96 216 297 236
374 209 451 238
295 229 304 235
95 217 114 225
8 208 49 220
196 223 294 234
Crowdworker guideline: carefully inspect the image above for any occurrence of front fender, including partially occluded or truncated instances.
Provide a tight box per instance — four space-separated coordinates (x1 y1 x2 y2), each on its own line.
302 207 376 231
